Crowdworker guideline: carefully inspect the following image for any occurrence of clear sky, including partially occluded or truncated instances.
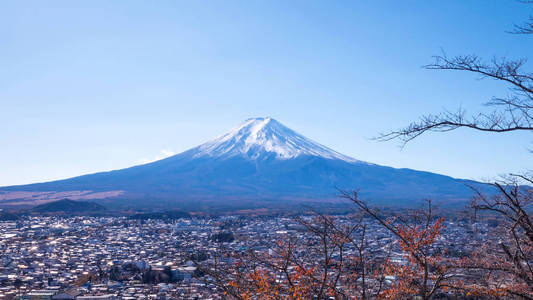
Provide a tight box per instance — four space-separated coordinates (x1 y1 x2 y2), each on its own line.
1 1 532 186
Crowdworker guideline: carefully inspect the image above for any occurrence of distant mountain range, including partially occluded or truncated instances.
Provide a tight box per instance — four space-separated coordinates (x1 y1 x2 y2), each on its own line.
0 117 491 209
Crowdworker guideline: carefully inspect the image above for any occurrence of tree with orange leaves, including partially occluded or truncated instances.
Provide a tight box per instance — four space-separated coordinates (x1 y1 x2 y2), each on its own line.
196 213 392 299
449 177 533 299
341 191 458 299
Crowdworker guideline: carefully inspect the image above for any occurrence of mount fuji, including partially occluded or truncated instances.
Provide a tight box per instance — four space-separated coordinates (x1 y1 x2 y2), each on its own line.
0 117 488 209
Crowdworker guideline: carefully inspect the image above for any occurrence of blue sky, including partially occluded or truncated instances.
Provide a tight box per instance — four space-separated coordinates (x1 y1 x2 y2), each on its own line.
1 1 532 186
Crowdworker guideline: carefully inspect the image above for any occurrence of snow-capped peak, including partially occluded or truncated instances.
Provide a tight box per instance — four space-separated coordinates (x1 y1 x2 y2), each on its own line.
193 117 359 162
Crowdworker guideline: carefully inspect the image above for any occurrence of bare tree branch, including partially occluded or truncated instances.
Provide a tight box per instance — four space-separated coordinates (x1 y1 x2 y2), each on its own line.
377 51 533 146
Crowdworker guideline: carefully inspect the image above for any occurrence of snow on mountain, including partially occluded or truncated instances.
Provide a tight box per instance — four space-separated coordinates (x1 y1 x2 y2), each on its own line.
193 117 360 162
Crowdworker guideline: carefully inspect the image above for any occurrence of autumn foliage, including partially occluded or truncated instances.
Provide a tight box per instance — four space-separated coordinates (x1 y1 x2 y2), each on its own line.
196 187 533 299
200 194 482 299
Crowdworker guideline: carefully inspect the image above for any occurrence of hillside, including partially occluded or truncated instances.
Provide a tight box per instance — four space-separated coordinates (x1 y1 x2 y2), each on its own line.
31 199 106 213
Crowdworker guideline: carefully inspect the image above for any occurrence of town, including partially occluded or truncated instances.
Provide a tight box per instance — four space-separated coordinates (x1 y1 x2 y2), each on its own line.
0 213 492 299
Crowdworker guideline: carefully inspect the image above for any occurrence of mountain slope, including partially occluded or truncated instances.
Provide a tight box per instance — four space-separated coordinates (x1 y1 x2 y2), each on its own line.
0 117 490 208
